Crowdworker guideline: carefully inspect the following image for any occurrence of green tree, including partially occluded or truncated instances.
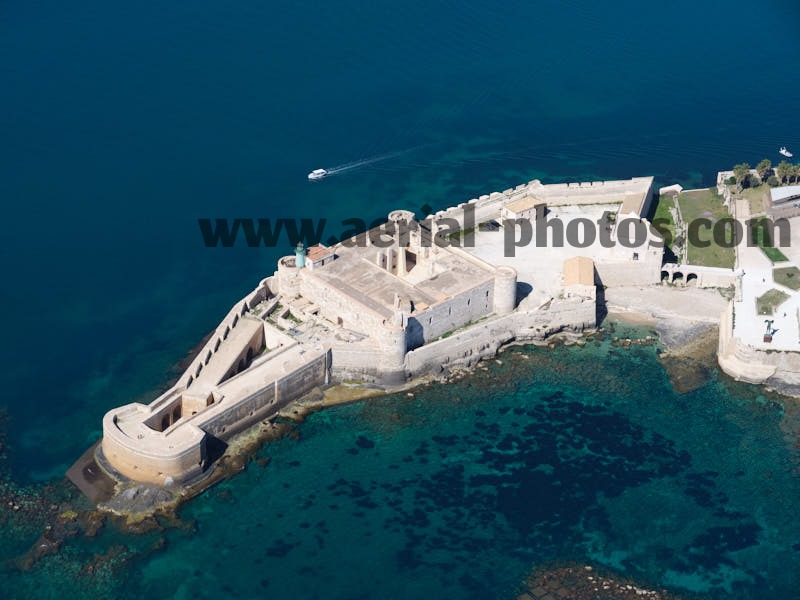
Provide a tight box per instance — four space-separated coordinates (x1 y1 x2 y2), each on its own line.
732 163 750 192
776 160 793 184
756 159 772 181
794 164 800 184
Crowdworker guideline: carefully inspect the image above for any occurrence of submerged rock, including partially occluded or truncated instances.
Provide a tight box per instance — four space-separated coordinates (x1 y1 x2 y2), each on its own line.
658 324 718 394
519 561 693 600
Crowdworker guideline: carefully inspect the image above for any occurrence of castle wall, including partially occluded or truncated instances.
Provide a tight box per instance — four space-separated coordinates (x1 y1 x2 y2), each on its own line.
493 267 518 315
299 271 387 334
175 279 274 391
594 259 661 287
101 411 207 485
694 269 737 288
102 344 330 486
100 176 670 492
202 349 330 440
408 280 495 349
329 341 384 376
406 299 596 378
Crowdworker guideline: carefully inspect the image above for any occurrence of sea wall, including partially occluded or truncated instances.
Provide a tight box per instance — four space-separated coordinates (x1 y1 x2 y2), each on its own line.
328 340 380 374
101 346 330 485
406 298 596 378
101 408 207 485
717 300 800 385
202 349 330 439
324 297 596 385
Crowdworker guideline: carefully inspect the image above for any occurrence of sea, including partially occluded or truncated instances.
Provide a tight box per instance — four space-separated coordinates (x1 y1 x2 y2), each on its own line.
1 1 800 598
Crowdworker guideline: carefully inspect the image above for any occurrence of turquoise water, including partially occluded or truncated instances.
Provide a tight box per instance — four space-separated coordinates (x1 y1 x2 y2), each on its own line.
4 326 800 598
1 0 800 597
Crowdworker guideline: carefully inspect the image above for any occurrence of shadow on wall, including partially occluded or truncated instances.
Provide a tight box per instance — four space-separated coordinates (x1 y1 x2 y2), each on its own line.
407 317 424 350
594 268 608 326
516 282 533 304
204 435 228 469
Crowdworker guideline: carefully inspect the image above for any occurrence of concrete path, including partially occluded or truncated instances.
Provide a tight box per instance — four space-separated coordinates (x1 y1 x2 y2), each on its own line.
732 198 800 350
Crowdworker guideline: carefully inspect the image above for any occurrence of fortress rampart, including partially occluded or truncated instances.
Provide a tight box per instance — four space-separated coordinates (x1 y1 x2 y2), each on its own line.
93 174 660 491
718 299 800 387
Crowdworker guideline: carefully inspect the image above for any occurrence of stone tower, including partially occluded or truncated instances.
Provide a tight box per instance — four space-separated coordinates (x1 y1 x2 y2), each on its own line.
493 266 517 315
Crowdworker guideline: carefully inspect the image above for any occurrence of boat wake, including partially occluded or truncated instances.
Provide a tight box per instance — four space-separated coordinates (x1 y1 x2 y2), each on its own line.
309 148 420 181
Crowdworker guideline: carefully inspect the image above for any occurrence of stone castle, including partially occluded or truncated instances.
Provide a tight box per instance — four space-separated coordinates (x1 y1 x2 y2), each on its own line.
97 175 662 488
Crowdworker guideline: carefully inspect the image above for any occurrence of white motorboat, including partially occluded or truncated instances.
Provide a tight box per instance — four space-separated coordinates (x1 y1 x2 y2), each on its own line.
779 147 793 158
308 168 328 181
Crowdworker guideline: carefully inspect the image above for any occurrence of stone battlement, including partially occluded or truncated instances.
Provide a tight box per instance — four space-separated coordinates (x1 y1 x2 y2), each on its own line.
89 173 660 494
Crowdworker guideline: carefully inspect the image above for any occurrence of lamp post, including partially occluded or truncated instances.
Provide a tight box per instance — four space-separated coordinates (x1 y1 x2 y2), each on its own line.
764 319 774 343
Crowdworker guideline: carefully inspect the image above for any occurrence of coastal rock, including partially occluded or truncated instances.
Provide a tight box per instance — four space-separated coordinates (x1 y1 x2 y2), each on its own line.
519 562 690 600
658 325 719 394
17 532 65 571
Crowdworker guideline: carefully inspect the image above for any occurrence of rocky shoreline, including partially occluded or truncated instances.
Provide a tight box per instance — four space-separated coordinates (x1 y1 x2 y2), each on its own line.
0 292 780 576
89 309 708 524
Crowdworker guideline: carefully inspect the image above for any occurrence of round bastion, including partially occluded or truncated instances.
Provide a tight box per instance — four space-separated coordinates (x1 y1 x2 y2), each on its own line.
493 266 517 315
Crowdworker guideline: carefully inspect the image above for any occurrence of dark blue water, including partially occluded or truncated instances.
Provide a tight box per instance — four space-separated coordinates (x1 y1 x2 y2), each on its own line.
1 1 800 597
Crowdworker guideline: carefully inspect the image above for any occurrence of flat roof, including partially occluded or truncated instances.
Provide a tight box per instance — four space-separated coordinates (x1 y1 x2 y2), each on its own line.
770 185 800 204
504 195 546 214
563 256 595 286
310 233 496 318
307 244 334 261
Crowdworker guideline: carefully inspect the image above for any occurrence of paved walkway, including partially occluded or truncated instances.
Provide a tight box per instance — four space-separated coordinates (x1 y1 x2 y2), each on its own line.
732 198 800 350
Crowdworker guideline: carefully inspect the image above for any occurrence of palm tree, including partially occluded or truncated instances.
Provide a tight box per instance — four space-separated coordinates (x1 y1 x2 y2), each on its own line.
756 159 772 182
732 163 750 192
793 164 800 184
776 160 793 185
